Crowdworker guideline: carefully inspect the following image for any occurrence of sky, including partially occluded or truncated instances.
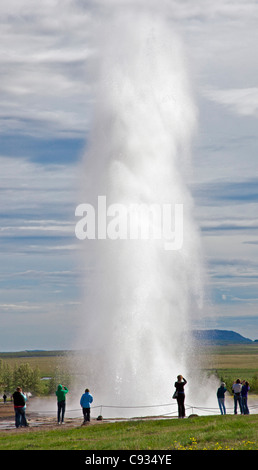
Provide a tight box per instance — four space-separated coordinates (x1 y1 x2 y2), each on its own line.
1 0 258 350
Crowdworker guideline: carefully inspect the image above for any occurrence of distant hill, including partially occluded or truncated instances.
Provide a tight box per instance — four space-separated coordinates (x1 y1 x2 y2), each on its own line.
0 350 69 358
192 329 253 345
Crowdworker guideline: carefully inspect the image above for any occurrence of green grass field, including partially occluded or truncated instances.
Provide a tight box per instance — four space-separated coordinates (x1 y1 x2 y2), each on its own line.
1 343 257 379
196 343 258 394
0 351 69 377
0 415 257 450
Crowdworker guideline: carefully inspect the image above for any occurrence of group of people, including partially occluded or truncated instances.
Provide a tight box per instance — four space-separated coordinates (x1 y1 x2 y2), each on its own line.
55 384 93 425
12 384 93 428
173 375 251 418
13 387 29 428
11 375 251 427
217 379 250 415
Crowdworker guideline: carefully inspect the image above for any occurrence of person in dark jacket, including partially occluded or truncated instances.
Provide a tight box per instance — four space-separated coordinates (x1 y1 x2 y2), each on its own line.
13 387 29 428
241 381 250 415
55 384 69 424
232 379 243 414
217 382 227 415
174 375 187 418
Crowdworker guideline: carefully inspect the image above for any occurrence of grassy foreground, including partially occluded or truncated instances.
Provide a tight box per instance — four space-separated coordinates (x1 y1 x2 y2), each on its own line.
0 415 257 450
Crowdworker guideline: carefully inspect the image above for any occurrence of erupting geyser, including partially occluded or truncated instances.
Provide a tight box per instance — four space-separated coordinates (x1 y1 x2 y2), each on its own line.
74 9 203 416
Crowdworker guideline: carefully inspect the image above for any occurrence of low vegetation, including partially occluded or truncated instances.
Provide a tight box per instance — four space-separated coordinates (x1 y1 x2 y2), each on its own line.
0 358 71 396
0 415 257 450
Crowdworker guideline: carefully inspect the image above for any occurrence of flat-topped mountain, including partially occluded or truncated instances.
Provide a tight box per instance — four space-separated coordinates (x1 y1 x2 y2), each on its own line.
192 329 254 345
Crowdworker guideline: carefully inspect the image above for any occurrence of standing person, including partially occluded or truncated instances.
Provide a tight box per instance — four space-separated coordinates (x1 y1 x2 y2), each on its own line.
241 381 250 415
80 388 93 424
232 379 243 414
3 393 7 403
13 387 29 428
217 382 227 415
56 384 69 424
174 375 187 418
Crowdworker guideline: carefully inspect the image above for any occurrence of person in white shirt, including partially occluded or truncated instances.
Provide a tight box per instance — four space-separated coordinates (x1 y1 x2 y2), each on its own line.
232 379 243 414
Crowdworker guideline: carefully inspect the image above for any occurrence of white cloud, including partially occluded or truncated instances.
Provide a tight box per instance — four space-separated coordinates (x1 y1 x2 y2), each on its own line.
0 155 80 264
203 87 258 117
0 302 40 311
0 1 93 137
1 0 258 138
0 155 78 196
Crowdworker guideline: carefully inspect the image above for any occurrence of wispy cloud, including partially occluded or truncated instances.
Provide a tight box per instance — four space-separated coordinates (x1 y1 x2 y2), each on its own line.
203 87 258 117
1 0 258 139
194 179 258 206
0 1 93 139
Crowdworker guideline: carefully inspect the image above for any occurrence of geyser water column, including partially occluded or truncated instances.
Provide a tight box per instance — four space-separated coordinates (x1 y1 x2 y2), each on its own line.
75 10 203 416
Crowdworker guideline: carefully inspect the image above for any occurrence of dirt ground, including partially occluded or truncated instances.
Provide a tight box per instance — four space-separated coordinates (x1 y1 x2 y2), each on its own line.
0 403 14 419
0 402 103 433
0 401 175 434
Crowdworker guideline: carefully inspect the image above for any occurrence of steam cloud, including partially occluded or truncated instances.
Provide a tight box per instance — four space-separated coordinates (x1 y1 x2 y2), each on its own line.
73 6 204 416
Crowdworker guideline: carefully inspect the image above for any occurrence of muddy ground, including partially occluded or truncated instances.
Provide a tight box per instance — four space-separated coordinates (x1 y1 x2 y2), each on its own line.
0 402 167 433
0 402 105 433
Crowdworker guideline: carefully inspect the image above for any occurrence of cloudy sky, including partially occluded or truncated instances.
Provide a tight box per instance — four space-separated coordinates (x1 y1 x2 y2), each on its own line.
1 0 258 350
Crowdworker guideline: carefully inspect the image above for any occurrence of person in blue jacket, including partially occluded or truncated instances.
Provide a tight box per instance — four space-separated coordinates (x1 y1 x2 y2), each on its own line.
80 388 93 424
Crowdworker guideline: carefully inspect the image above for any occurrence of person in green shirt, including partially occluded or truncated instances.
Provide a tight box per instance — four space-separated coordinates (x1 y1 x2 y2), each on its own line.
56 384 69 424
